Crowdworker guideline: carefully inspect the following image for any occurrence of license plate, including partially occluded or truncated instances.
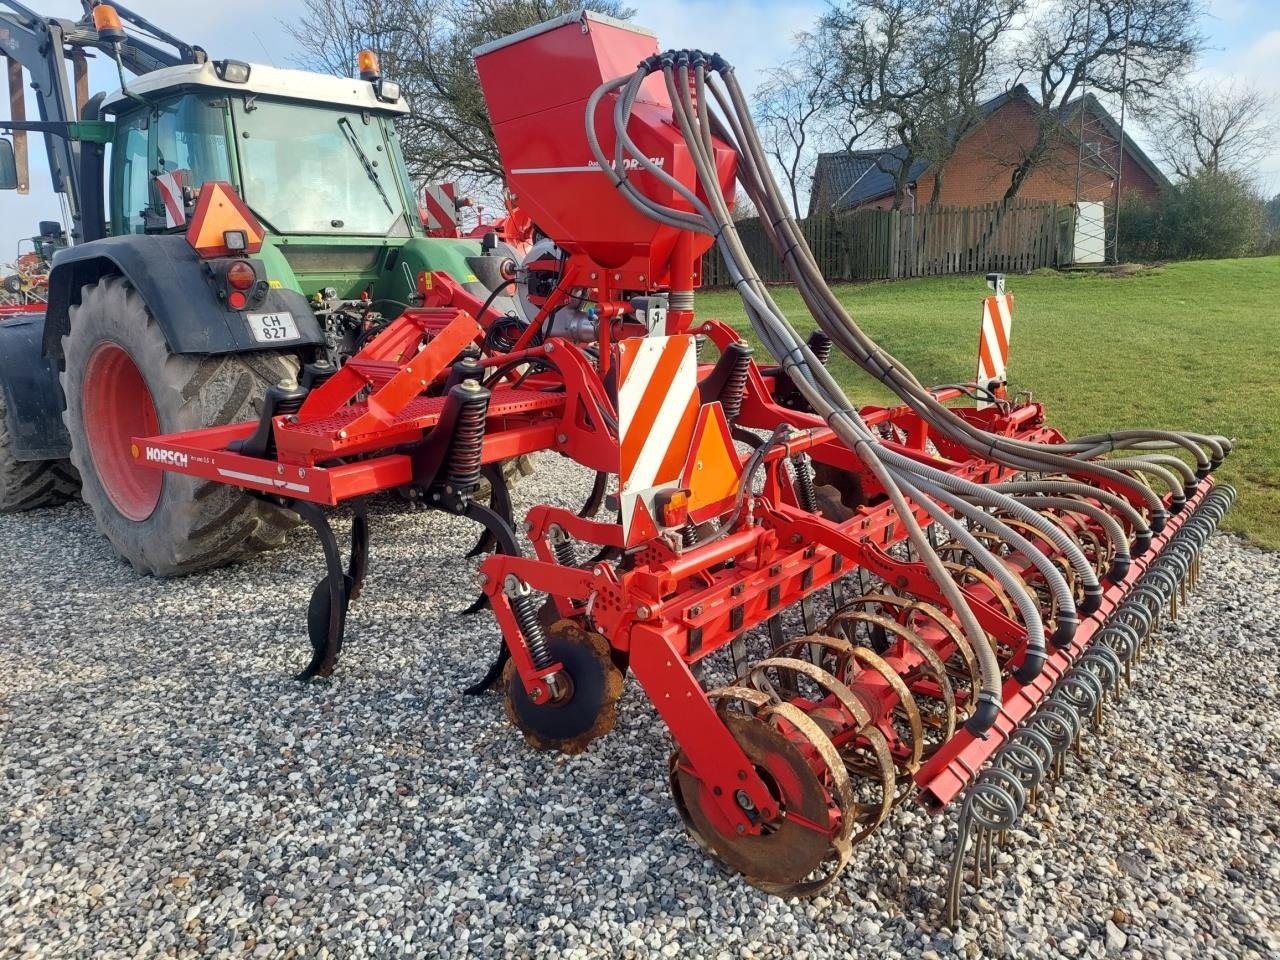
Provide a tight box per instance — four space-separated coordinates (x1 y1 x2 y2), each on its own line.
246 312 300 343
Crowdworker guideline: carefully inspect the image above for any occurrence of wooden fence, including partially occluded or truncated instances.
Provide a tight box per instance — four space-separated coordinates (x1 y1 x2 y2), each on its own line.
701 200 1064 287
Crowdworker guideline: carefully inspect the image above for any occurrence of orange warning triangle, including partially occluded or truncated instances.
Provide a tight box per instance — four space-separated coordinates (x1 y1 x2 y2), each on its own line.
681 402 742 520
186 181 265 257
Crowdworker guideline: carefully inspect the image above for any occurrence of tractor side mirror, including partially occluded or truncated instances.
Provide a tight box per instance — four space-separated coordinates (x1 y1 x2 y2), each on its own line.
0 139 17 191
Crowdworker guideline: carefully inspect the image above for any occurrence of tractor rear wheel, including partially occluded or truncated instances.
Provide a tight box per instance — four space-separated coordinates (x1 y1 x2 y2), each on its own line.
0 393 79 512
61 275 299 576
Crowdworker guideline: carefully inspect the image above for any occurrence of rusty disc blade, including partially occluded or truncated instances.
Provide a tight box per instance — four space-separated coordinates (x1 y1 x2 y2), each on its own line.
670 712 836 890
503 620 623 755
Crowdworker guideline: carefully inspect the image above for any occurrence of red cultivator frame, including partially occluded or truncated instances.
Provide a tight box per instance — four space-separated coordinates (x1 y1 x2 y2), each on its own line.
133 12 1234 907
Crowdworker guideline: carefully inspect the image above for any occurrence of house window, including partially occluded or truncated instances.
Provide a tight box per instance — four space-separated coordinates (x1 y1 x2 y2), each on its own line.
1085 141 1103 158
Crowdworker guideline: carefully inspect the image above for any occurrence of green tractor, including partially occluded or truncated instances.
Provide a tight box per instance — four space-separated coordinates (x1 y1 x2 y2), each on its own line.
0 1 507 575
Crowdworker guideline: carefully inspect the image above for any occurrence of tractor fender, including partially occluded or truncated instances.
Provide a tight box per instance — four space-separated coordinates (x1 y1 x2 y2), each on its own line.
43 235 325 360
0 312 71 461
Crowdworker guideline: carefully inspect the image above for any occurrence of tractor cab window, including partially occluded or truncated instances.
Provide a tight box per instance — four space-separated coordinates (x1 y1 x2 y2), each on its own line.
112 111 150 235
154 95 233 195
231 98 411 236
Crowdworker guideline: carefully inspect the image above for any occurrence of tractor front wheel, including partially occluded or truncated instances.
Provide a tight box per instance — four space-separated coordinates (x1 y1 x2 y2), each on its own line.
61 275 299 576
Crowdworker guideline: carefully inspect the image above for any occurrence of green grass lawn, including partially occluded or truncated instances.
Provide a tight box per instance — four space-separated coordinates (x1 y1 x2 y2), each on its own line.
698 257 1280 548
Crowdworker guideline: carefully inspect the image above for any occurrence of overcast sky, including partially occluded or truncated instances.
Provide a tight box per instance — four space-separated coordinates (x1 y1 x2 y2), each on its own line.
2 0 1276 260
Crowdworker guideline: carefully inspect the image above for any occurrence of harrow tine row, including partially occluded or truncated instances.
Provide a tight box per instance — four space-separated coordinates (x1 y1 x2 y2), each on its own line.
945 484 1236 924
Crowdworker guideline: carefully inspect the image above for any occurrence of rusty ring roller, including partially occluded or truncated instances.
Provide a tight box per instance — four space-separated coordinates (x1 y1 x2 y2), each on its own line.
744 700 856 897
672 687 855 898
750 643 896 843
940 560 1024 623
822 611 959 769
830 594 981 708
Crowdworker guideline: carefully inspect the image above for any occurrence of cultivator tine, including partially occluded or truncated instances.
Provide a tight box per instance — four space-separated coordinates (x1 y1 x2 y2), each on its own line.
465 532 496 559
465 463 515 558
578 470 610 518
462 466 517 609
464 645 510 696
294 498 370 681
348 501 370 601
461 496 524 693
461 593 490 615
946 484 1236 925
799 594 817 634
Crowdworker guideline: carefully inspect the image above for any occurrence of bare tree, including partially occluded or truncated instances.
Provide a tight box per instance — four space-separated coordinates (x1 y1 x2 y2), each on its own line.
753 32 842 218
1000 0 1203 202
821 0 1022 211
918 0 1023 211
1140 79 1277 179
822 0 941 210
288 0 634 190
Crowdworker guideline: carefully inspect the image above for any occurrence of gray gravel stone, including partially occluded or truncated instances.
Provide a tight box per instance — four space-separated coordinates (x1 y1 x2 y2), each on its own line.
0 457 1276 959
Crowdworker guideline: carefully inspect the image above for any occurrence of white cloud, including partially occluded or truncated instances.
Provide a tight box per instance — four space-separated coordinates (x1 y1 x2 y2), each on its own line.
1238 31 1280 95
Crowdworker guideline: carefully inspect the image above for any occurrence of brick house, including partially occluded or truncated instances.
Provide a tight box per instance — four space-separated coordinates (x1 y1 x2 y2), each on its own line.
808 86 1169 215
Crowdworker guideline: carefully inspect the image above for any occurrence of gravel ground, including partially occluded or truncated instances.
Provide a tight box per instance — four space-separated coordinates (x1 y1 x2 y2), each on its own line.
1 454 1277 960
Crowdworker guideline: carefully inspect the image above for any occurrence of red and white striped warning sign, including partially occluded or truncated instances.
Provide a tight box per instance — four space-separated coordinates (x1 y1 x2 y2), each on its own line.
422 182 459 237
617 335 700 545
974 293 1013 409
155 171 186 228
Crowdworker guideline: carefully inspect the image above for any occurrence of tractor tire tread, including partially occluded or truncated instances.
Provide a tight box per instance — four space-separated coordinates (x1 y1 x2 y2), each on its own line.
0 393 79 511
61 275 299 577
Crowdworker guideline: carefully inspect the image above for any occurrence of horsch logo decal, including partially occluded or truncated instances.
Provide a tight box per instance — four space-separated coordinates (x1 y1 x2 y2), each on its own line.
145 446 188 469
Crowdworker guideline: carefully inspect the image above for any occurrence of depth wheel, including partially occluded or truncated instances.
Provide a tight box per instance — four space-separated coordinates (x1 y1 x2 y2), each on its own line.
503 620 623 754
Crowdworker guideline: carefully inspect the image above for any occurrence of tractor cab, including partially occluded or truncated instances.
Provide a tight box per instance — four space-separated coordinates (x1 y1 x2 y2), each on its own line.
99 57 439 302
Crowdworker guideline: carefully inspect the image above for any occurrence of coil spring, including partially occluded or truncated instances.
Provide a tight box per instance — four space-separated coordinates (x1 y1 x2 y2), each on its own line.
551 530 578 568
275 393 306 419
720 344 752 422
511 586 554 670
948 484 1235 925
808 331 833 367
681 519 699 548
791 454 819 514
446 384 489 492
